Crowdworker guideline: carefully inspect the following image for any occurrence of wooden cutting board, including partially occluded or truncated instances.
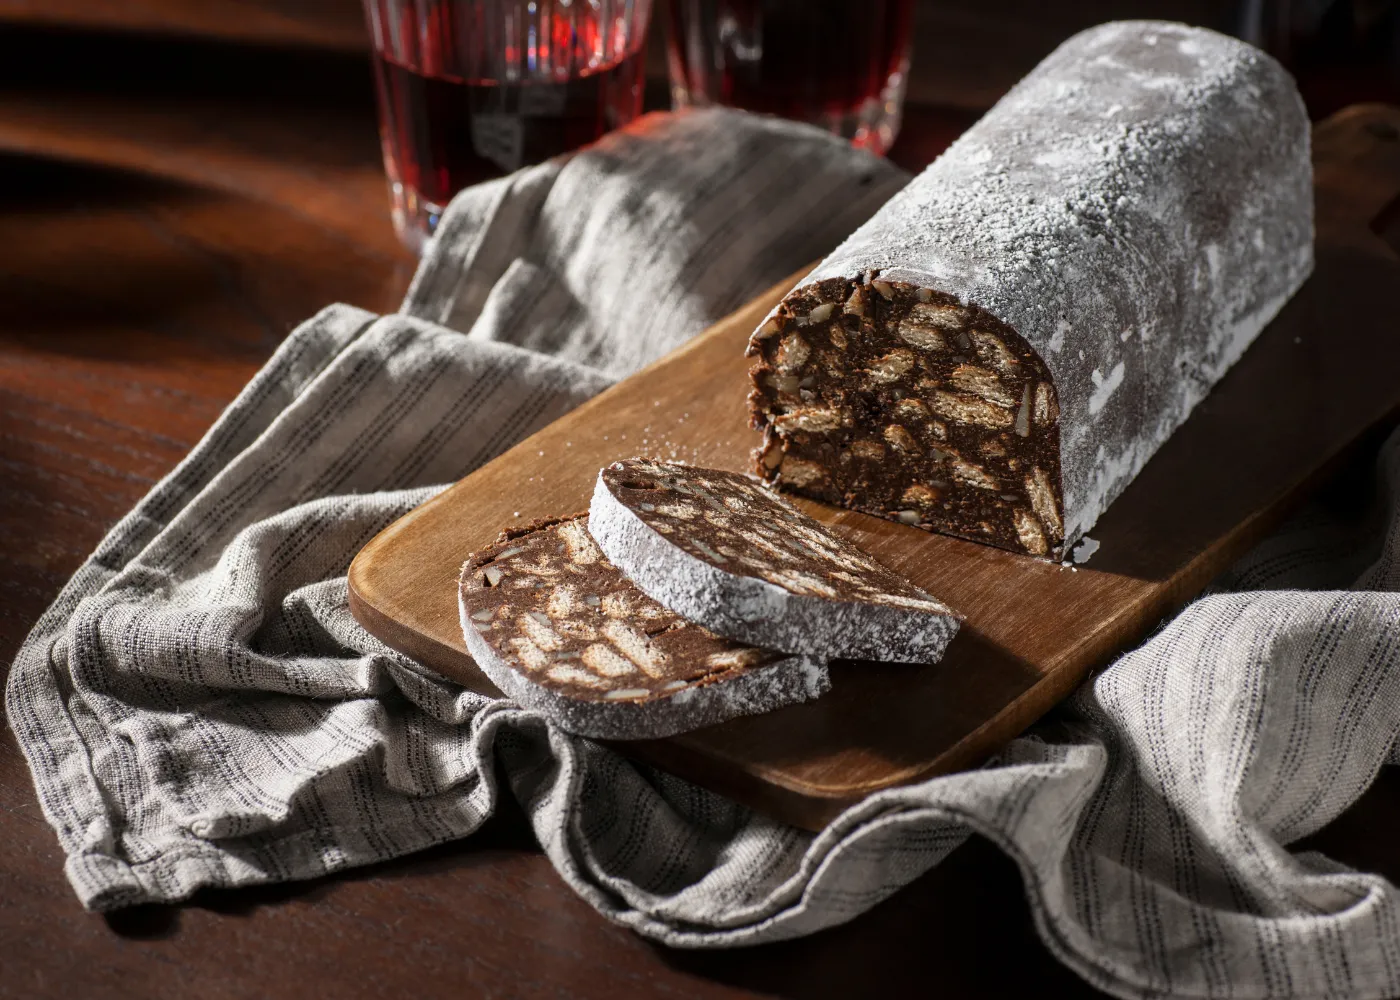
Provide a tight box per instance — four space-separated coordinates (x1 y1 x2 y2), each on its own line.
350 105 1400 831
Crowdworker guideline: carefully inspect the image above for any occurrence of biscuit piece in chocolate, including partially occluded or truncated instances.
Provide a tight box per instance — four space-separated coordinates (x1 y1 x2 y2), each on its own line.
746 21 1313 560
459 514 827 739
589 459 960 663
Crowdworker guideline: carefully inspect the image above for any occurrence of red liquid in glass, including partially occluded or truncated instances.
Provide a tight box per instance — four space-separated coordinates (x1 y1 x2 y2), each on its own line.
668 0 913 124
371 37 645 211
1255 0 1400 120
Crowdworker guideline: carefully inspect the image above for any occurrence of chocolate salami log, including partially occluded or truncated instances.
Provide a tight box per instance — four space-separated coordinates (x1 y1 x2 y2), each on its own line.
746 21 1314 560
459 514 827 739
589 459 961 662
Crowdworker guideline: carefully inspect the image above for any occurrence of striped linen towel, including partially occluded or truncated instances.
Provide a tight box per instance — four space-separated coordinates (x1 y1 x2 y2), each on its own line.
9 107 1400 1000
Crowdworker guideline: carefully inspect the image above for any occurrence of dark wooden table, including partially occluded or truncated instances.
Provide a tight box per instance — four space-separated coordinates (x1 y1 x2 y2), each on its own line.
2 21 1398 1000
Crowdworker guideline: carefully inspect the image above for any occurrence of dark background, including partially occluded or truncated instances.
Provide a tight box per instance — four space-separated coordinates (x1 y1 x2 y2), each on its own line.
1 2 1398 998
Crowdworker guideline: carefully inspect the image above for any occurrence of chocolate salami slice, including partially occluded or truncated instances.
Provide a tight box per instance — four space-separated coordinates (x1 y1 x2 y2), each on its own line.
458 514 827 739
746 21 1313 560
588 459 961 663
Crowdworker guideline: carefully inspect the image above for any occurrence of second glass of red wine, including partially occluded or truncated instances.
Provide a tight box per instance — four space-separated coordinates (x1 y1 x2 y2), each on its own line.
667 0 914 155
364 0 654 253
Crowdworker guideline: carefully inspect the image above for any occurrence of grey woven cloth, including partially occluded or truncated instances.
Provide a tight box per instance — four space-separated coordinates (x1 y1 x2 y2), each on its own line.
9 107 1400 999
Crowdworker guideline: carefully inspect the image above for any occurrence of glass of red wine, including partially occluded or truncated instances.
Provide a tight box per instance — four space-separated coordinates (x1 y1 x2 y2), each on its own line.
1235 0 1400 120
666 0 914 156
364 0 654 253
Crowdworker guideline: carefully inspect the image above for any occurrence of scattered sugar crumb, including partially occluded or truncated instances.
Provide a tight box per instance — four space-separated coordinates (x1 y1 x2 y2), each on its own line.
1071 536 1100 565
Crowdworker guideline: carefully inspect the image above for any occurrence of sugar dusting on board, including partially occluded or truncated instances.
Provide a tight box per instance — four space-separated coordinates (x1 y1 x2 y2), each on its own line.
1072 536 1101 565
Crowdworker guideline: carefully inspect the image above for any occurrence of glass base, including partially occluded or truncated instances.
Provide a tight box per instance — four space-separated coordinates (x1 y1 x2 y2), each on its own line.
387 180 447 257
670 62 908 158
846 64 908 157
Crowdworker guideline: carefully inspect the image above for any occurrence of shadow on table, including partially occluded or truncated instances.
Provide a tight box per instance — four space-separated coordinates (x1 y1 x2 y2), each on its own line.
652 832 1111 999
103 759 542 941
654 768 1400 1000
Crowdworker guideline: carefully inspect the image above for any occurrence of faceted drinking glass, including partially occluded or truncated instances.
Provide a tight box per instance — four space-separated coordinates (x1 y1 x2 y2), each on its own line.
364 0 654 253
666 0 914 155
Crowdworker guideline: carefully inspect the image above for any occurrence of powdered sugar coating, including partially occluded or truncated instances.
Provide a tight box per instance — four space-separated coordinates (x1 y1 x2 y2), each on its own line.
773 21 1314 552
589 460 961 662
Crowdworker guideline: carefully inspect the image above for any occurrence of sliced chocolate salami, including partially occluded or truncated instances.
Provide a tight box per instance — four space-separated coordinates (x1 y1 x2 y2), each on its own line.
746 21 1313 560
588 459 961 663
459 514 827 740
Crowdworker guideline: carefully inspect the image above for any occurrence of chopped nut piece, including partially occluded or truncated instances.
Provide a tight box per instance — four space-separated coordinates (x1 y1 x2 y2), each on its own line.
843 286 867 317
775 333 811 373
707 648 766 670
807 302 836 323
761 440 785 469
916 287 935 302
754 318 783 341
1014 382 1032 437
872 279 894 299
764 372 801 396
896 510 922 525
828 326 848 350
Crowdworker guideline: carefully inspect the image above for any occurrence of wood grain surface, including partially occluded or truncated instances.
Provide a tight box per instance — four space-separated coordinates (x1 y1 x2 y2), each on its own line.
3 13 1400 996
0 0 371 50
350 105 1400 830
